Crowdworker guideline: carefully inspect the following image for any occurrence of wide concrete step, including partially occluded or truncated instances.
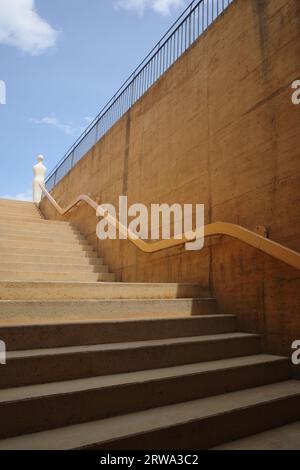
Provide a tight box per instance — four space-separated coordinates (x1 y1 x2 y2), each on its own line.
0 201 42 213
0 233 88 244
0 254 104 266
0 211 43 221
0 216 72 226
0 239 94 252
0 298 216 323
0 199 36 208
0 333 261 388
0 355 290 440
1 380 299 450
0 271 114 283
0 200 40 213
0 262 109 274
0 221 83 238
0 246 97 258
0 281 204 301
0 211 44 220
0 315 237 349
0 222 80 236
213 420 300 450
0 229 85 243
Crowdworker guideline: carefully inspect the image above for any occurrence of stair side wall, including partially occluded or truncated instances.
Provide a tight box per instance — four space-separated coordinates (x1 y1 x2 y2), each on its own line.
40 0 300 355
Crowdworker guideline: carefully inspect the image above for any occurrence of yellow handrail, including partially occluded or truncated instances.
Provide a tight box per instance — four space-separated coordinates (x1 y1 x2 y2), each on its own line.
40 184 300 271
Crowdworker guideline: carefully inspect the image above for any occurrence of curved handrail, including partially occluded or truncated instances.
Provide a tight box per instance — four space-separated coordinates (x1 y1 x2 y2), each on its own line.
40 184 300 271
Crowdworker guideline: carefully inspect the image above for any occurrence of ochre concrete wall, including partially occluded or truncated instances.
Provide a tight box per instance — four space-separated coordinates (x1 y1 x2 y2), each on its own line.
41 0 300 355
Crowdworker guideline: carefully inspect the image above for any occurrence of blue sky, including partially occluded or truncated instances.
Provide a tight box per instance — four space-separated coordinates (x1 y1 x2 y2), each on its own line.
0 0 189 200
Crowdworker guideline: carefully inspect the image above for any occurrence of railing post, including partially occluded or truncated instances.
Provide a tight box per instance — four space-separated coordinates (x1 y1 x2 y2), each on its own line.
33 154 47 204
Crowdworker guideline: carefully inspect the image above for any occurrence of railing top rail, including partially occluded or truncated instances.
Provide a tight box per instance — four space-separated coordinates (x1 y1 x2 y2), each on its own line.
40 183 300 271
45 0 234 190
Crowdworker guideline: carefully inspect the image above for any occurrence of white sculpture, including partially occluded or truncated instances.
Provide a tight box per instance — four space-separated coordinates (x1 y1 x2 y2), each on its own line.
33 155 47 204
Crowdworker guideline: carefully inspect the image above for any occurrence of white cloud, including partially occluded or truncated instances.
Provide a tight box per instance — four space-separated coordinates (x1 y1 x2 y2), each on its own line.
31 115 78 136
115 0 187 16
0 0 58 55
1 189 32 202
31 115 95 136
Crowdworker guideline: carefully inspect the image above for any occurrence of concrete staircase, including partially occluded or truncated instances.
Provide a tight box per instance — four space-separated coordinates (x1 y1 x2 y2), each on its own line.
0 200 299 449
0 199 115 282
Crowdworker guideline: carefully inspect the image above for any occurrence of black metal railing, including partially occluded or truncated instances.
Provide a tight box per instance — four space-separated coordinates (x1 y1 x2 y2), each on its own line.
45 0 234 191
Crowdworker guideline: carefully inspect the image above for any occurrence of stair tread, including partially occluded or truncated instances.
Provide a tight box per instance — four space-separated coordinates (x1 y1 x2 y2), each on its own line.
0 221 75 227
0 255 103 264
0 229 84 236
0 281 200 287
0 248 96 256
0 297 214 302
7 332 258 358
0 272 105 277
0 217 72 225
0 199 36 205
0 297 216 317
0 238 88 245
0 207 42 212
0 262 106 269
0 354 286 403
0 219 74 228
0 232 84 239
213 420 300 450
0 280 203 297
0 380 299 450
0 228 80 236
0 298 215 308
0 212 43 219
0 273 113 283
0 206 42 212
0 313 234 329
0 213 42 219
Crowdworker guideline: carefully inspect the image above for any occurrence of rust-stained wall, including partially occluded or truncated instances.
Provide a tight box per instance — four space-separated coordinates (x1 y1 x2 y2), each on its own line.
41 0 300 355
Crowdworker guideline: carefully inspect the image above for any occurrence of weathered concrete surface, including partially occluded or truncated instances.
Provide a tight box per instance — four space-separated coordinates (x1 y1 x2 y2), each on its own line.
40 0 300 355
0 356 290 441
0 202 115 283
214 420 300 450
1 380 300 449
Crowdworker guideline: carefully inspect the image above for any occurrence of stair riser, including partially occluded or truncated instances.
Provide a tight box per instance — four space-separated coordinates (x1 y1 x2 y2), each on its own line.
0 217 71 227
0 201 38 208
0 212 43 220
1 337 260 388
0 248 96 258
0 231 85 243
0 220 78 230
0 235 88 245
0 299 216 323
0 272 113 283
0 206 42 213
0 360 290 439
0 200 36 207
0 241 93 251
0 255 103 266
92 394 300 450
0 213 43 221
0 317 237 350
0 264 108 274
0 227 81 238
0 282 203 301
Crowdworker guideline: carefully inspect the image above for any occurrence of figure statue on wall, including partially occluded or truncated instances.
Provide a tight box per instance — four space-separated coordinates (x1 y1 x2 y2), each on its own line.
33 155 47 204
